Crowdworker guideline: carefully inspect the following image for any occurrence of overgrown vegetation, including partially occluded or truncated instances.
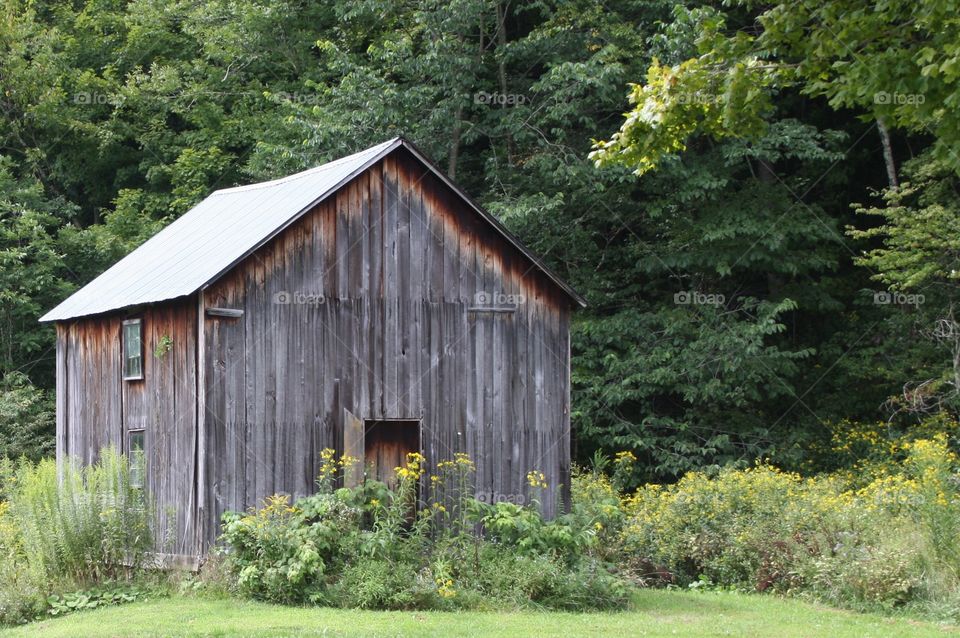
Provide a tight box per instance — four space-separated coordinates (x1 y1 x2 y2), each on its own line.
217 451 629 611
5 439 960 626
616 425 960 619
0 450 157 624
214 435 960 620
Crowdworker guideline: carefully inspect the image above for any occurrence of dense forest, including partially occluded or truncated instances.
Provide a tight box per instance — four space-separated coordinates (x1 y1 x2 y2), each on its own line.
1 0 957 483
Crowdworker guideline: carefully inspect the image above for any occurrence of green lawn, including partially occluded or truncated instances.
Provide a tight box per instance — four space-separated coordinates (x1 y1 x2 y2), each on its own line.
1 591 955 638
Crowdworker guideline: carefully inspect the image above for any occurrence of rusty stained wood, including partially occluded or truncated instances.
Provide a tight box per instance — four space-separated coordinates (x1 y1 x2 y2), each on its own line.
363 419 420 488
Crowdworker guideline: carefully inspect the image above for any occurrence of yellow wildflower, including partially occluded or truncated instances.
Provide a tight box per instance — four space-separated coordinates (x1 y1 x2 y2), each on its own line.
526 470 547 489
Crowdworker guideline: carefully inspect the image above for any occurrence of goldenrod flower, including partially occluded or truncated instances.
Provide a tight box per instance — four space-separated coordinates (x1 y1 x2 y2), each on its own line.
527 470 547 489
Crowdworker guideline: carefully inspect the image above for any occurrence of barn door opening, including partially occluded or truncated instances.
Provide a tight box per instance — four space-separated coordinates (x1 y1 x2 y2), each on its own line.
363 419 420 489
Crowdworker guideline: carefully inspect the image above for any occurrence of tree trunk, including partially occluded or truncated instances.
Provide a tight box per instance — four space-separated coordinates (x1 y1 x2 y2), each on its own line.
496 1 514 163
448 105 462 179
877 117 898 189
496 2 508 98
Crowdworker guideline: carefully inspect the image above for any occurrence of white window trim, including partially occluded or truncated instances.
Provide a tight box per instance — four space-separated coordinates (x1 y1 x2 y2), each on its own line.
122 318 144 381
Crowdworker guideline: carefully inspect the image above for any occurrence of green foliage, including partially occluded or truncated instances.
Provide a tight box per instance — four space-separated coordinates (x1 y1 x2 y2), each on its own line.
470 497 600 560
45 586 147 618
152 335 173 359
851 152 960 293
622 437 960 616
0 505 46 625
0 449 158 625
590 9 777 175
330 560 423 610
4 449 156 583
0 157 78 387
219 451 629 611
904 437 960 573
575 110 864 478
457 547 629 611
221 493 359 604
751 0 960 170
847 152 960 416
594 0 960 175
0 373 53 461
218 443 960 619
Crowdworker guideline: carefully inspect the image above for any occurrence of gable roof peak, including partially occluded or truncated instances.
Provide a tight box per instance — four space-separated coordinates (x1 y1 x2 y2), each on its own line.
40 137 583 323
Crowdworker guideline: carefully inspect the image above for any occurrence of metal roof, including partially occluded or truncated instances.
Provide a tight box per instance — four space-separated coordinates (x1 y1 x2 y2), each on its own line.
40 137 584 323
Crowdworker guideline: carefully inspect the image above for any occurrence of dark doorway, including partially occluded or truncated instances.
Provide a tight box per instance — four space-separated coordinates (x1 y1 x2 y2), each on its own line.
364 419 420 488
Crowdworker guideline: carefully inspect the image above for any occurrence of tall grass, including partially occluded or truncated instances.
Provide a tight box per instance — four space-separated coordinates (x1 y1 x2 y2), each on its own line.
0 449 157 624
10 449 156 582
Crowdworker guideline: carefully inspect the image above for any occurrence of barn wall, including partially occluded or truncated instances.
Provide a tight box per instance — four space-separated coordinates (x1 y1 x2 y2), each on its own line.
58 317 124 463
201 148 571 548
58 299 200 556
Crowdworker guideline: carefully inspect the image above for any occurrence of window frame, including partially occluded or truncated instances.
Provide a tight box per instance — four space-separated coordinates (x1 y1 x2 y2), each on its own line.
122 318 144 381
127 428 146 489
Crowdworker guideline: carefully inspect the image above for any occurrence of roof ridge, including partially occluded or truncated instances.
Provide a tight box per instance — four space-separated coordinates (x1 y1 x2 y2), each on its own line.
212 138 400 196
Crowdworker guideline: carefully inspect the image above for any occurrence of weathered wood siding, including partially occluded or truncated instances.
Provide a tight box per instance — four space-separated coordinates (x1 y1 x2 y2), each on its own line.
58 318 123 462
202 148 572 548
57 300 199 555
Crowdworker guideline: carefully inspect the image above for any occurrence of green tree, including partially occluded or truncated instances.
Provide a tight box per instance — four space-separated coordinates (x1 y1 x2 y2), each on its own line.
590 1 960 180
0 0 930 476
851 152 960 417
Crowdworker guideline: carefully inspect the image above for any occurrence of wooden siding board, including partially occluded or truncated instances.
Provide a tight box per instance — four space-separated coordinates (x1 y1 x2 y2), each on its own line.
383 156 400 416
55 325 67 464
368 164 384 299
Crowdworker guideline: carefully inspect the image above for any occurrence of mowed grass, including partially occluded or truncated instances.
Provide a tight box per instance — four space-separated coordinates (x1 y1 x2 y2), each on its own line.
2 590 956 638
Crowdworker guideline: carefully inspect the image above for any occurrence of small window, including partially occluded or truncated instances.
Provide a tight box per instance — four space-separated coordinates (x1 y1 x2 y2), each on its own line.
123 319 143 380
128 430 145 488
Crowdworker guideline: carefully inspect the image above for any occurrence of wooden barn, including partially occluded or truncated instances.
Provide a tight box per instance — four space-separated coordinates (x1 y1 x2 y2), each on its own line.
40 138 585 562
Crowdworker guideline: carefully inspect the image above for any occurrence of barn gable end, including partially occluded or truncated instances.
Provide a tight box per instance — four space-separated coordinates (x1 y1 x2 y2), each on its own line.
200 147 572 548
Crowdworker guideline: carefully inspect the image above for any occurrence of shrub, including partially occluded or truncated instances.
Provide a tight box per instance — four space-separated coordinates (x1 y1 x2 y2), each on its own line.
621 436 960 615
624 464 817 588
905 436 960 572
464 547 629 610
219 449 632 611
220 492 360 604
801 531 923 610
0 505 45 625
329 559 422 609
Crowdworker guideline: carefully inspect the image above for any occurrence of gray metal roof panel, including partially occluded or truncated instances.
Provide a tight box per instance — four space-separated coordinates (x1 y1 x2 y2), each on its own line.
40 137 584 323
40 138 400 322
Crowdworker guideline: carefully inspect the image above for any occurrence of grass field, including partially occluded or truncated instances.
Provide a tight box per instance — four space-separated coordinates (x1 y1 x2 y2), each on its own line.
1 590 955 638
